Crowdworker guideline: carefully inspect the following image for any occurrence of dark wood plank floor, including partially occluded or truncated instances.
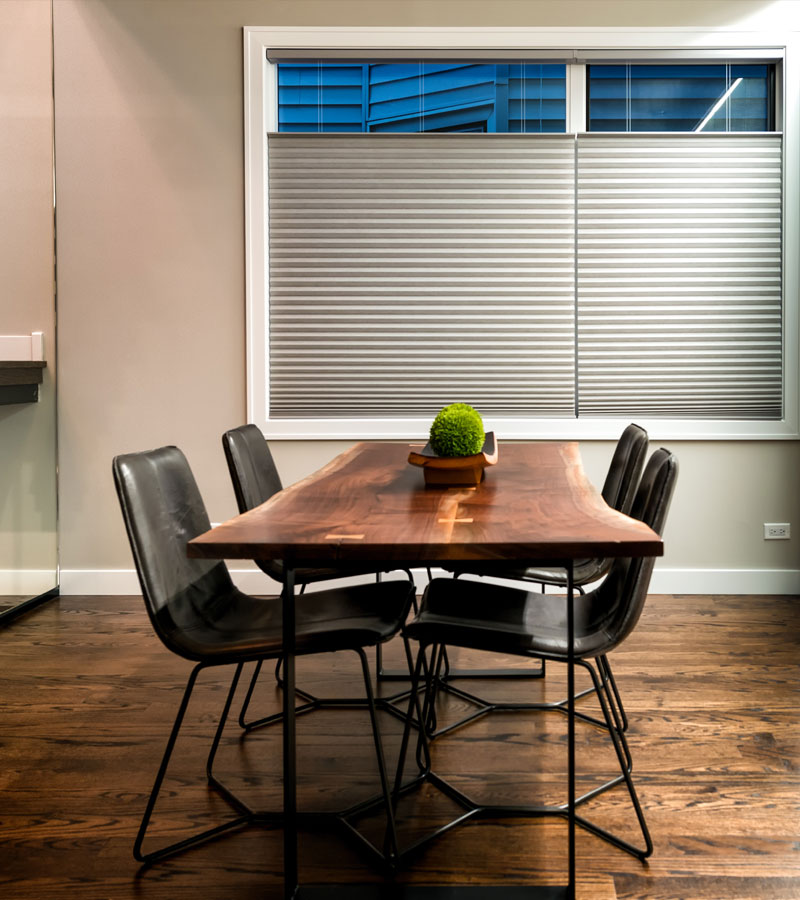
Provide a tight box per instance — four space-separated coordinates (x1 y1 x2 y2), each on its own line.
1 593 798 899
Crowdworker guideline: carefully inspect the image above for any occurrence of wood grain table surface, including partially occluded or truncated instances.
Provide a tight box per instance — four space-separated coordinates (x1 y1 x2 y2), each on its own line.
188 441 662 566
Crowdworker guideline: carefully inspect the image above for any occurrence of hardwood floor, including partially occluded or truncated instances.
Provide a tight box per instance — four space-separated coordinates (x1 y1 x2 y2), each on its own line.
1 593 798 899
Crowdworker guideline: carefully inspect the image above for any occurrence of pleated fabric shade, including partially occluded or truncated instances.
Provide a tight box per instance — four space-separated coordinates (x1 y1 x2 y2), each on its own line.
266 131 783 421
576 133 782 419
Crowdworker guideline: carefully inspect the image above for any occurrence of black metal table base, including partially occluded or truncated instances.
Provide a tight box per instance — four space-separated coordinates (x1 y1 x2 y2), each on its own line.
440 665 545 679
242 679 417 731
296 887 569 898
138 767 397 868
428 672 616 740
280 562 580 900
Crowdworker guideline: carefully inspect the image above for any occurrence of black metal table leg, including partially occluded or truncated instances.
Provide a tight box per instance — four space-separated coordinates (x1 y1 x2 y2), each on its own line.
566 562 575 900
282 566 298 900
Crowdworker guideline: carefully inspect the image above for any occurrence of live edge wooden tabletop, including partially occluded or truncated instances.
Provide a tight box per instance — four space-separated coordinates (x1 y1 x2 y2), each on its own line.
188 441 662 567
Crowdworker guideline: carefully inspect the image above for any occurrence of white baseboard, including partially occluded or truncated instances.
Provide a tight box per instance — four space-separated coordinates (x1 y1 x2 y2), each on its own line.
57 566 800 596
648 567 800 595
58 568 380 595
0 570 58 595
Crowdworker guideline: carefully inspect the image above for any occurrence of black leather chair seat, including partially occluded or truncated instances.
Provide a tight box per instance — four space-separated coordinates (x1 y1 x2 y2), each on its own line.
159 579 415 661
257 557 386 585
445 557 605 587
407 576 614 660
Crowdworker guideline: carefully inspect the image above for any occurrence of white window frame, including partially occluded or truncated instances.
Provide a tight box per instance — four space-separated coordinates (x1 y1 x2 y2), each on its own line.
244 26 799 440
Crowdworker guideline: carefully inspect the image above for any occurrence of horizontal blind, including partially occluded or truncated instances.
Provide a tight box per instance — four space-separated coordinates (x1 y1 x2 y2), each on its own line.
268 133 575 418
576 134 783 418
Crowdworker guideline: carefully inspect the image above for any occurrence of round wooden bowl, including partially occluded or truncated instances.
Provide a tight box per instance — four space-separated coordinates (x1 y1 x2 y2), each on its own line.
408 432 498 486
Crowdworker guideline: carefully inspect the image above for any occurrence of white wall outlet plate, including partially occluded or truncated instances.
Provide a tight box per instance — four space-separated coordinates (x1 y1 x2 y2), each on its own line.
764 523 791 539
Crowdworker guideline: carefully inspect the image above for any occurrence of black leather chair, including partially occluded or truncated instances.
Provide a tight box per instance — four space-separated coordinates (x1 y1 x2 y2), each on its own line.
448 423 648 589
222 424 416 727
113 445 415 865
432 424 649 734
223 424 394 589
395 447 678 862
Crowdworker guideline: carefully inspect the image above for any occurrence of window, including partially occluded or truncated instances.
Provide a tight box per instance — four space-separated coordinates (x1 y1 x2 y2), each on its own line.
587 64 774 132
245 29 798 439
277 63 567 133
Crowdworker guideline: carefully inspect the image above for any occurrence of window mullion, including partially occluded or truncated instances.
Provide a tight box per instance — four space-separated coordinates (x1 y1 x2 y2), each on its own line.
566 62 587 133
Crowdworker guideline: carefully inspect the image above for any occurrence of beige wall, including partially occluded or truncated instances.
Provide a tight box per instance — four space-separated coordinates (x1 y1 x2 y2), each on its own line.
50 0 799 586
0 0 57 593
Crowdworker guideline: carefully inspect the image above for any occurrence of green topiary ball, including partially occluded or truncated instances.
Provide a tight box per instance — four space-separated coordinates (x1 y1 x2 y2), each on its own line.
429 403 485 457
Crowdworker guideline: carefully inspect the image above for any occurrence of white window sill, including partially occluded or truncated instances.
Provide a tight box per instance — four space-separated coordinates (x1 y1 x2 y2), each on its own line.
258 415 800 441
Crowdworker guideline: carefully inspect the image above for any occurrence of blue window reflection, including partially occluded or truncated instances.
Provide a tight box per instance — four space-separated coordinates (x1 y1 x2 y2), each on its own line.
588 64 772 132
277 63 567 133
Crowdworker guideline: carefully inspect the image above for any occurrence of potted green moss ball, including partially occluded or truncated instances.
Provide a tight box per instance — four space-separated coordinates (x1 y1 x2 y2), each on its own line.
429 403 485 458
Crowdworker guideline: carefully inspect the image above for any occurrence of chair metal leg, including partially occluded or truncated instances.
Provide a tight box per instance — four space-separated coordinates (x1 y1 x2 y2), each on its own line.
327 636 424 871
423 644 450 738
401 635 431 769
376 569 420 681
391 649 650 866
426 596 622 741
357 647 400 865
572 659 653 860
205 664 267 817
590 656 632 775
268 571 420 691
431 650 625 740
599 653 629 733
390 645 481 862
136 651 422 872
438 651 547 681
207 663 244 781
444 572 547 682
238 658 263 729
419 645 444 766
241 573 418 732
393 647 430 802
134 663 252 865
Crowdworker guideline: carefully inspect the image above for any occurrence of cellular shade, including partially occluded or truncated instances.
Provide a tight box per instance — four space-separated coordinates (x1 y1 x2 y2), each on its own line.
267 133 576 418
576 133 783 418
266 131 783 422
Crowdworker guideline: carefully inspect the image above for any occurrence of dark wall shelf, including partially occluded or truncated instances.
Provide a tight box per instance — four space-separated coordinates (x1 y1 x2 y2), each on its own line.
0 361 47 405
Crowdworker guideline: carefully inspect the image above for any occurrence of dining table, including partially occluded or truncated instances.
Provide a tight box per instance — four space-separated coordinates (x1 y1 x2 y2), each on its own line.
187 439 663 900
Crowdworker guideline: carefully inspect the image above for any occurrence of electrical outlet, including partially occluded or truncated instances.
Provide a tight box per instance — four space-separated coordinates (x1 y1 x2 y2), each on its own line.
764 523 791 539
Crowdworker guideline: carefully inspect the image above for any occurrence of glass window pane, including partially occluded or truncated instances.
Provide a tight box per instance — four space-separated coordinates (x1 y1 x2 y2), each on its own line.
587 64 772 132
277 62 566 133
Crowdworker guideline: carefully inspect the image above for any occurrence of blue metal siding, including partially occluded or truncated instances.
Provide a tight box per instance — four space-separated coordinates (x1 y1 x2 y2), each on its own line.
277 62 567 133
277 64 364 132
367 63 497 127
588 64 770 132
507 64 567 133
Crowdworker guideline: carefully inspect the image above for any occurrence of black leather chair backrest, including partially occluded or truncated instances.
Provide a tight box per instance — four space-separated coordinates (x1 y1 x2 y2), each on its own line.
589 447 678 652
601 423 648 515
222 424 283 514
113 445 239 658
